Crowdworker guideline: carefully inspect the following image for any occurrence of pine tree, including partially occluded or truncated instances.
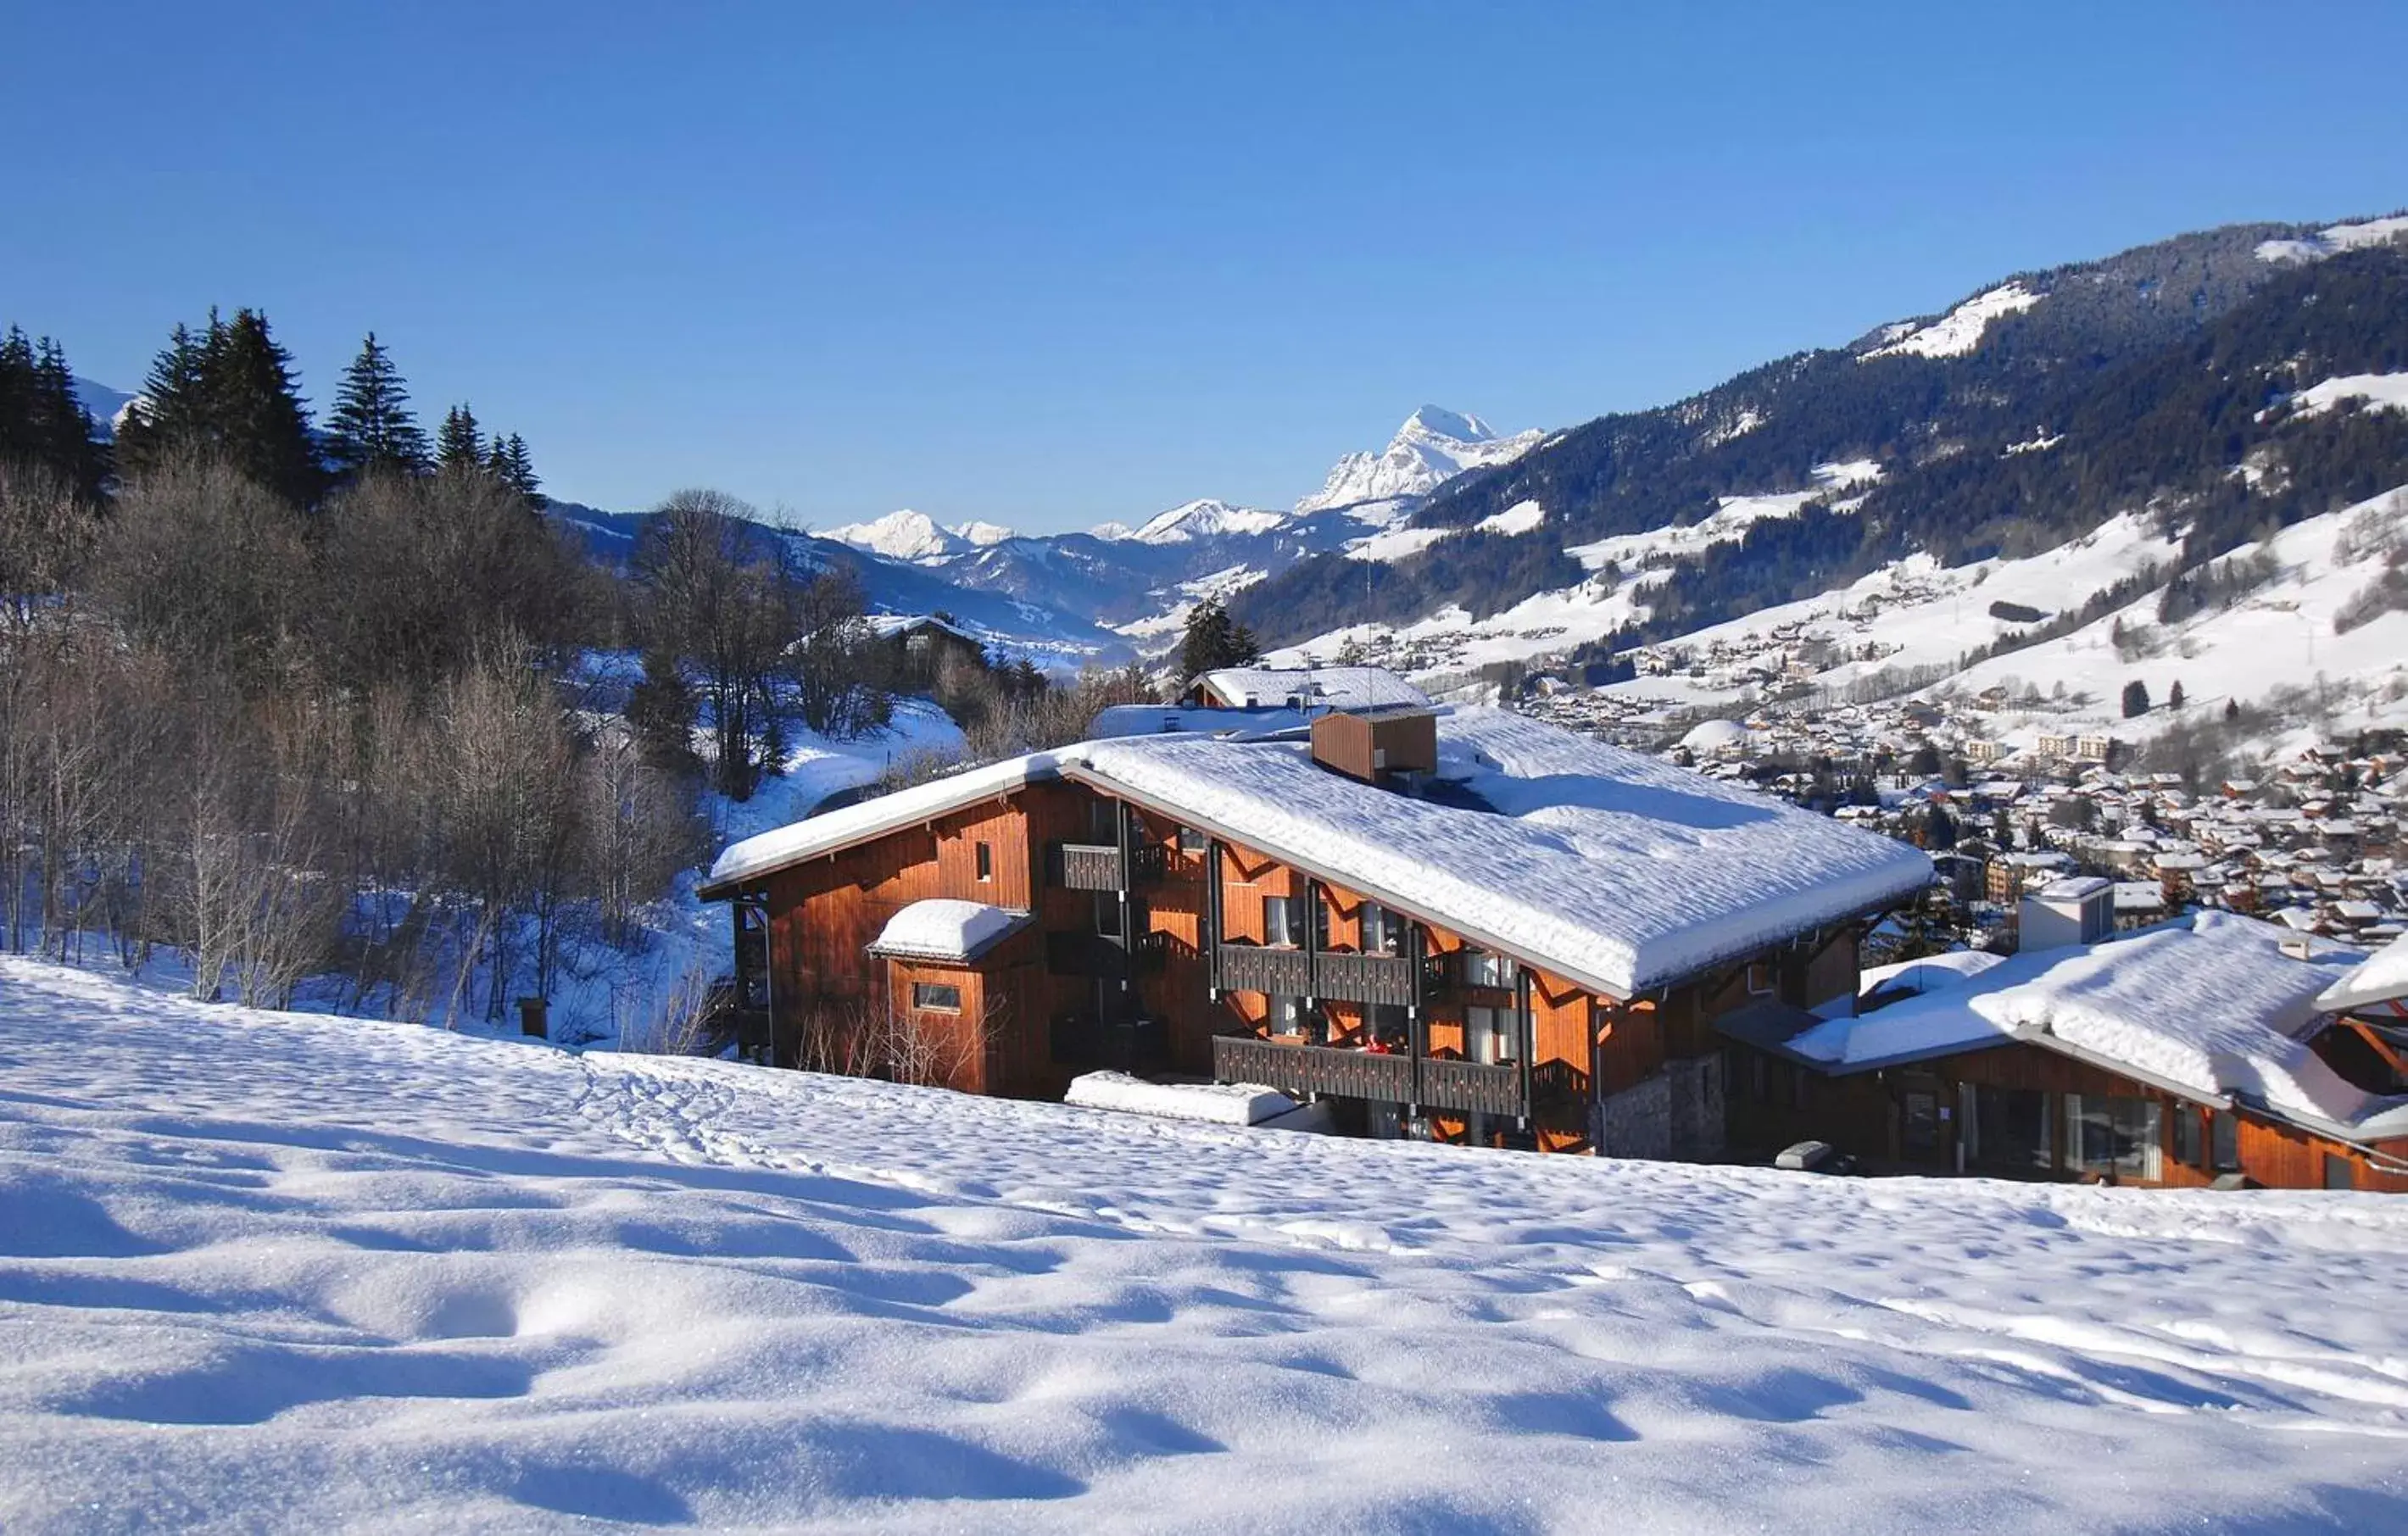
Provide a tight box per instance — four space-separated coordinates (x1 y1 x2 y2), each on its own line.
1179 597 1260 680
437 403 483 470
204 309 321 507
323 332 430 481
2168 679 2186 710
2121 679 2151 718
627 648 701 779
495 432 542 509
0 327 108 498
114 320 211 481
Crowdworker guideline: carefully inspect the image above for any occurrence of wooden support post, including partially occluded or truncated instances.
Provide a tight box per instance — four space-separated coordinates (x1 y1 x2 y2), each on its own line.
1206 838 1224 1001
1516 967 1534 1133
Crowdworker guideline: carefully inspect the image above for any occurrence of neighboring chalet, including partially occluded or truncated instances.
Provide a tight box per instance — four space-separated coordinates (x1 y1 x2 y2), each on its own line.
1183 665 1433 713
868 614 990 675
700 703 1933 1156
1720 903 2408 1190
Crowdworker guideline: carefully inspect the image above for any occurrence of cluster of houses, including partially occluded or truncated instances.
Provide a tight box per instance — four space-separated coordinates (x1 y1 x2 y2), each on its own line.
701 665 2408 1193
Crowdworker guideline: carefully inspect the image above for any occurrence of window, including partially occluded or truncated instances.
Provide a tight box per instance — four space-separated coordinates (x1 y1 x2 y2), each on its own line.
2325 1154 2356 1191
1746 961 1775 997
1974 1086 2052 1170
911 982 962 1013
2068 1094 2160 1181
1269 993 1315 1038
2210 1110 2240 1172
1463 949 1518 989
974 841 993 882
1466 1005 1514 1065
1360 902 1403 955
1178 826 1207 854
2171 1106 2203 1169
1263 894 1301 948
1368 1003 1409 1050
1902 1088 1942 1158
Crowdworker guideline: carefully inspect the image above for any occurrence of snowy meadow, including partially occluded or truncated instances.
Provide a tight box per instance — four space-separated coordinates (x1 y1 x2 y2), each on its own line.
4 958 2407 1533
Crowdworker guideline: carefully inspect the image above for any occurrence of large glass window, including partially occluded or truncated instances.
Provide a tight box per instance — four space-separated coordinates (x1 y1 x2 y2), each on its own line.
1360 902 1402 954
2171 1105 2203 1169
1263 894 1301 948
1974 1086 2053 1170
1466 1005 1514 1064
1463 949 1518 989
2068 1094 2160 1181
2210 1110 2240 1172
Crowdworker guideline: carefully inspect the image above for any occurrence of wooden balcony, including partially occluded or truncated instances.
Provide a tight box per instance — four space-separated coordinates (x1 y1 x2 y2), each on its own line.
1419 1056 1526 1118
1047 841 1164 893
1315 949 1415 1007
1211 1035 1529 1119
1048 842 1123 892
1214 1034 1413 1105
1218 943 1312 996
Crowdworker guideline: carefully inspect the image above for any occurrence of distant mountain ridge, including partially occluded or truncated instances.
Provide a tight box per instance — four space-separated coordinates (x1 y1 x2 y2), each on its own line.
1229 209 2408 681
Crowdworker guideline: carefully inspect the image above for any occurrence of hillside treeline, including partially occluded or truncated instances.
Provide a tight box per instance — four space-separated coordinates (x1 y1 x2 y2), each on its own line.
0 311 1069 1029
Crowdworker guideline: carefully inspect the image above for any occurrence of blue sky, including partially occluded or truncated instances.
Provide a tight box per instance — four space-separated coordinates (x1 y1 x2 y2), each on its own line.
6 3 2406 531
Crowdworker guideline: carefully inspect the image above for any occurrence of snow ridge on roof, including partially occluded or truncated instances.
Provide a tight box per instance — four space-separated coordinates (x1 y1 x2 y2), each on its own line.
2318 929 2408 1015
869 899 1029 963
1798 913 2393 1132
706 752 1063 889
1194 665 1432 712
1079 708 1932 996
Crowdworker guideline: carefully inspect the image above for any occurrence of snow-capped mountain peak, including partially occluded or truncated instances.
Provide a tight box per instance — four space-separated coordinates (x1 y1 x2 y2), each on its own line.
822 509 967 564
950 520 1017 548
1296 404 1546 515
1124 498 1287 546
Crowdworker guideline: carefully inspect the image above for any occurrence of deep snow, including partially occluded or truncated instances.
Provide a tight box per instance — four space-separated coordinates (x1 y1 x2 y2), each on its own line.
6 960 2408 1532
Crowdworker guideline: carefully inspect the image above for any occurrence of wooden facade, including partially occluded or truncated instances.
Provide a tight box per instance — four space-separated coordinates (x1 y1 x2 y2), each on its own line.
1723 1036 2408 1192
712 768 1867 1157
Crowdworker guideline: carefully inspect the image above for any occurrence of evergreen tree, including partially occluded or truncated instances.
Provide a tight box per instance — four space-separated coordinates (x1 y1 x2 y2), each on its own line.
2168 679 2186 710
114 320 211 481
437 403 483 470
1179 596 1259 680
323 332 430 481
2121 679 2151 718
495 432 542 509
627 647 701 779
203 309 320 507
0 327 108 498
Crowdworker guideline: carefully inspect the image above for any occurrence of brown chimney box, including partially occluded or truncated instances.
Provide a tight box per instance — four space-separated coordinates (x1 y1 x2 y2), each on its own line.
1309 706 1440 782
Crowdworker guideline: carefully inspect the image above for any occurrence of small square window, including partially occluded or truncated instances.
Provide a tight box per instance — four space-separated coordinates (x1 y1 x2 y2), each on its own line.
1746 961 1775 996
911 982 963 1013
1178 827 1207 854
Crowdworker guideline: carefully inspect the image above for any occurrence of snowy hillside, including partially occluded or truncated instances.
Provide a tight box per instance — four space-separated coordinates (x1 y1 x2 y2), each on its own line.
1296 405 1547 515
8 960 2408 1532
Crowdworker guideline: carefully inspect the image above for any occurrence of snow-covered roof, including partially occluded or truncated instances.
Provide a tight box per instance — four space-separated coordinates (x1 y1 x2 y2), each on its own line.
1089 704 1313 739
1858 949 2007 1001
867 899 1031 964
701 752 1063 894
2317 930 2408 1015
1792 913 2404 1136
1191 665 1431 713
1064 1071 1298 1127
705 708 1933 999
1072 708 1932 998
1679 718 1751 752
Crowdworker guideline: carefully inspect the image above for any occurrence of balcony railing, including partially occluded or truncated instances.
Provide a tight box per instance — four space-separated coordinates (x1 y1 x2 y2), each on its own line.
1419 1056 1526 1118
1218 943 1312 996
1211 1035 1529 1119
1047 840 1165 893
1315 949 1415 1007
1049 842 1123 892
1214 1035 1413 1105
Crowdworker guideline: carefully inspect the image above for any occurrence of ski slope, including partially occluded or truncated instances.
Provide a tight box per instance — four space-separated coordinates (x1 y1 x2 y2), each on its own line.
6 961 2408 1532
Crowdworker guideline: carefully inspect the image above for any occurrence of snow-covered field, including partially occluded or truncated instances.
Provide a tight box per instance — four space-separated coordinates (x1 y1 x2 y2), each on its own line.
7 960 2408 1532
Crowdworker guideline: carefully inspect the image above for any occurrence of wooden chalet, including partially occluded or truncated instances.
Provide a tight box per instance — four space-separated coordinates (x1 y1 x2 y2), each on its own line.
1719 908 2408 1191
700 700 1933 1157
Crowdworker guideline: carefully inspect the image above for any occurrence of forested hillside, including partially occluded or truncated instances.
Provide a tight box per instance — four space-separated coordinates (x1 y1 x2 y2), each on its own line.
0 313 1146 1036
1233 217 2408 654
